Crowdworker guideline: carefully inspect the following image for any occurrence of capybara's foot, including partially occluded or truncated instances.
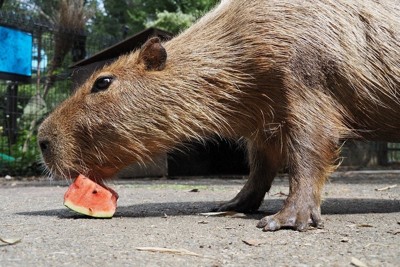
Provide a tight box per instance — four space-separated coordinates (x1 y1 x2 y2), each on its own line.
256 198 323 231
213 196 262 213
213 187 266 213
213 175 270 213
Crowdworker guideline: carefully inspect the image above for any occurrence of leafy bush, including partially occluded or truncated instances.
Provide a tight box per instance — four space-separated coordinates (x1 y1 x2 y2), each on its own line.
145 10 196 34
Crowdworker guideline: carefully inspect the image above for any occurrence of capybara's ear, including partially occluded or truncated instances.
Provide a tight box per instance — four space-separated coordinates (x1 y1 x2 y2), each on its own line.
138 37 167 71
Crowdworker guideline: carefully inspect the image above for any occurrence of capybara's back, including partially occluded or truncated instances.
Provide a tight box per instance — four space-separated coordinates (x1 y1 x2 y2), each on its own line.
38 0 400 231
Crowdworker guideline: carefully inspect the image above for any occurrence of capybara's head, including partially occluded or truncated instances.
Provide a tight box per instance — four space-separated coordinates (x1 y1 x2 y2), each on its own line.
38 36 246 179
38 38 175 179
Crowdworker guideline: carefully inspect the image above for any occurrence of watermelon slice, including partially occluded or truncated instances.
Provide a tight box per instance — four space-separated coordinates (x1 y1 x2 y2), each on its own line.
64 174 118 218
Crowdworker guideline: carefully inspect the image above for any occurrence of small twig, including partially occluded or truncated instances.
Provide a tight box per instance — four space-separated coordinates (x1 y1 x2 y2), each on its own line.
272 191 289 197
375 184 397 191
136 247 201 257
0 237 22 245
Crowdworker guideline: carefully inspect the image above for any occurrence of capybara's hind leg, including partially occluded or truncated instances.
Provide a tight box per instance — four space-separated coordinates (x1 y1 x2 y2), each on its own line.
215 139 284 212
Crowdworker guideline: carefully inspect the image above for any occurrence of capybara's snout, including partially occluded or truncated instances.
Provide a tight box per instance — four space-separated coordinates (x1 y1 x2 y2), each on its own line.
37 120 52 157
37 118 60 174
37 115 81 178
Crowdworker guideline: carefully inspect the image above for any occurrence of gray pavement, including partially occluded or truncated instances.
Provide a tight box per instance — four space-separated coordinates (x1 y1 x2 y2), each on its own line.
1 171 399 267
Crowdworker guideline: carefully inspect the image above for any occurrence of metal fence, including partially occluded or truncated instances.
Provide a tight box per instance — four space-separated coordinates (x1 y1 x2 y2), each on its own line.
387 143 400 164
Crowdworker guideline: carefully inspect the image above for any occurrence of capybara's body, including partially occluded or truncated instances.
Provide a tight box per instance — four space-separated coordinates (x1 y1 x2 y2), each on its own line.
38 0 400 231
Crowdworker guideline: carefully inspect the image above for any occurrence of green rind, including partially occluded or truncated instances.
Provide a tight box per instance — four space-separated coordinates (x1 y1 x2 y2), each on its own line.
64 199 115 218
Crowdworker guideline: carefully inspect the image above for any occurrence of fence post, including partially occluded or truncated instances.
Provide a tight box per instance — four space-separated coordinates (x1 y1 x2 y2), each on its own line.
4 82 18 145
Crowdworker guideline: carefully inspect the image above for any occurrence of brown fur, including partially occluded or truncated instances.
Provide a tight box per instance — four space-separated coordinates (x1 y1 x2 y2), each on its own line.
38 0 400 231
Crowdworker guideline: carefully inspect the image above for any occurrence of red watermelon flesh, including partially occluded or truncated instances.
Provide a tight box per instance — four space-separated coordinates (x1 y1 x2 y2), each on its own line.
64 174 118 218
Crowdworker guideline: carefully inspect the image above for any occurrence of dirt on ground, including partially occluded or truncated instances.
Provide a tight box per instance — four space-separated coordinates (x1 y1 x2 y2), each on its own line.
0 171 399 267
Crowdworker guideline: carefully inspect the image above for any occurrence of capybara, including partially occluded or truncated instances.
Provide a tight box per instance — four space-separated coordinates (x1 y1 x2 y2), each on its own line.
38 0 400 231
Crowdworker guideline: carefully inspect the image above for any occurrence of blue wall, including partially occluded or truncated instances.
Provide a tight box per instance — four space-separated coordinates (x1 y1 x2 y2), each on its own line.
0 25 32 77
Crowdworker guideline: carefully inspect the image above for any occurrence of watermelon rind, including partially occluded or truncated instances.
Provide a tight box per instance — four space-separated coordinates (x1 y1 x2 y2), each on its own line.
64 199 115 218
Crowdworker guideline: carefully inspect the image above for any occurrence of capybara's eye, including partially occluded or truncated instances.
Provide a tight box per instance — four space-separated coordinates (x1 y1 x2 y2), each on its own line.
91 77 114 93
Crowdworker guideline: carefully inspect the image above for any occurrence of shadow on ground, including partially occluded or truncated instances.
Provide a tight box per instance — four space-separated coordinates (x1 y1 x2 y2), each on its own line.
16 198 400 219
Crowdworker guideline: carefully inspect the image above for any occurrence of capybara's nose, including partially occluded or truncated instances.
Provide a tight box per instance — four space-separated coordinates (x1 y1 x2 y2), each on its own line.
37 118 55 160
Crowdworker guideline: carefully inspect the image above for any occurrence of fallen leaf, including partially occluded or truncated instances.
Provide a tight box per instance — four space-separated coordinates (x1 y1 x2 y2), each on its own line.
356 224 373 228
272 191 288 197
341 237 350 243
312 229 328 234
199 211 238 217
347 224 373 228
375 184 397 191
351 257 367 267
136 247 201 257
199 211 247 218
387 230 400 235
242 239 268 246
365 243 385 248
0 237 22 245
233 213 248 218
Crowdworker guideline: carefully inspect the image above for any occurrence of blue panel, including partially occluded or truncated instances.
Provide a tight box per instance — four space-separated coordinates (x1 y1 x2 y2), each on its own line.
0 25 33 77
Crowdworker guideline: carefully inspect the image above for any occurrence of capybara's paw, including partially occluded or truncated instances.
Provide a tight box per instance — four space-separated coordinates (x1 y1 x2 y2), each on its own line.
256 204 323 231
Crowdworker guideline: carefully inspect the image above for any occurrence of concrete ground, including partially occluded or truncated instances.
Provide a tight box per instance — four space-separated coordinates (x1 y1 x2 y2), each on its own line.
0 171 399 267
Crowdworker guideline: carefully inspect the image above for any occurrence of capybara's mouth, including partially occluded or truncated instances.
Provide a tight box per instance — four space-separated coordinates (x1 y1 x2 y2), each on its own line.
43 161 118 182
86 166 120 181
41 162 79 180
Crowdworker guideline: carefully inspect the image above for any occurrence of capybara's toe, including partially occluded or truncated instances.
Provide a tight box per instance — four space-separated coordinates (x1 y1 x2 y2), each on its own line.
257 215 282 231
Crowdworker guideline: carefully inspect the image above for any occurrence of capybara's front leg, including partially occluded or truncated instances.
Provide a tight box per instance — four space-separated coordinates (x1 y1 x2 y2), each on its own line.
215 139 284 212
257 130 338 231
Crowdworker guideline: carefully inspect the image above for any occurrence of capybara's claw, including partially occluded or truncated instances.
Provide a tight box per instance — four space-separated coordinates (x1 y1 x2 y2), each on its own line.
256 215 282 231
